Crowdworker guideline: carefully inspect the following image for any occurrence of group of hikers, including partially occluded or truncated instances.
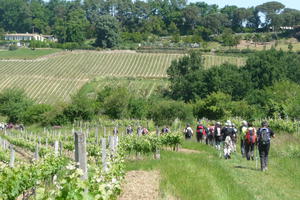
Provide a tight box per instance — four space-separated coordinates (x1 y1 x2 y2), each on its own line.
184 120 275 171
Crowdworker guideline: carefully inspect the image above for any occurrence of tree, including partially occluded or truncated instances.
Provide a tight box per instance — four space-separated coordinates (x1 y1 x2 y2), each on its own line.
23 104 52 125
203 63 249 100
167 51 205 102
256 1 285 29
221 28 240 47
243 49 300 90
98 87 130 119
0 0 32 32
63 90 97 122
193 92 232 120
94 15 120 48
65 7 89 43
149 100 193 126
0 89 33 123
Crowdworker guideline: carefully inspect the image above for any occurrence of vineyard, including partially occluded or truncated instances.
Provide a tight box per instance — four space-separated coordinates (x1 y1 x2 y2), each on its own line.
0 119 299 200
0 122 183 200
0 50 246 103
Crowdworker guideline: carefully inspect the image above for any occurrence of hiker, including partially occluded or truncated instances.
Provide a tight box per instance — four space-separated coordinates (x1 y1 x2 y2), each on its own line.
231 123 238 152
257 121 275 171
207 124 215 146
244 122 257 161
224 132 233 159
214 122 222 150
184 124 193 140
137 126 142 136
142 127 149 135
222 121 235 159
126 125 133 135
161 126 170 134
239 121 248 157
113 127 118 136
196 121 209 143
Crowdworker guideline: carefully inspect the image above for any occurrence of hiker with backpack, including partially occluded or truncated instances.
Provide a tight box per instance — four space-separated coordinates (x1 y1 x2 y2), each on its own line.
184 124 193 140
126 125 133 135
222 121 235 159
161 126 170 134
257 121 275 171
196 121 209 143
239 121 248 157
207 124 215 146
231 123 238 152
245 122 257 161
214 122 222 150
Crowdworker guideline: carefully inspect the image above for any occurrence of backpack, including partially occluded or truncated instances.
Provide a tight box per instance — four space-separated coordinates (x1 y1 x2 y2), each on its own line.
186 128 192 137
245 128 257 144
260 128 270 145
216 127 221 137
197 126 206 136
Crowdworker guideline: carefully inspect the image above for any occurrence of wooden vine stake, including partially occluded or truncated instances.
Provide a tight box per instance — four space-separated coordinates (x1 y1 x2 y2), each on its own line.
9 144 15 168
101 138 107 171
74 131 88 180
155 126 160 160
54 141 59 157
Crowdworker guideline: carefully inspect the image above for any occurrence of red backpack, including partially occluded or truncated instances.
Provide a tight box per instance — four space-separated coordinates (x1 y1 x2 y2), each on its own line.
196 125 206 136
245 128 257 144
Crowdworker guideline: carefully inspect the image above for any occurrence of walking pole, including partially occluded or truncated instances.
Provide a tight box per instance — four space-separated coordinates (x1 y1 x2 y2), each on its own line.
255 143 258 169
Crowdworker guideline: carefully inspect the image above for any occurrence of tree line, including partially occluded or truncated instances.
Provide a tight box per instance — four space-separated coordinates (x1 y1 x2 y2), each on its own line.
1 0 300 47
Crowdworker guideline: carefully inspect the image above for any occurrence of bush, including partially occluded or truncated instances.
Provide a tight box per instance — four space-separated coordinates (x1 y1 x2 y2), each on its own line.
22 104 52 125
148 100 193 126
0 88 33 123
8 44 18 51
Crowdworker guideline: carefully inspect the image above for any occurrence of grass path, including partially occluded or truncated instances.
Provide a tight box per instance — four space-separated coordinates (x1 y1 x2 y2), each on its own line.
125 135 300 200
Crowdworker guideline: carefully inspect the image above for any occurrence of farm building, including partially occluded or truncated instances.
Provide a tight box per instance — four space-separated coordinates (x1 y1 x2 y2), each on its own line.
4 33 57 42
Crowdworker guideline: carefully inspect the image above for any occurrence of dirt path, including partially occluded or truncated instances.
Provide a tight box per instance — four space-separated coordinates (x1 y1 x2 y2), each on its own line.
177 148 201 154
164 147 201 154
118 170 160 200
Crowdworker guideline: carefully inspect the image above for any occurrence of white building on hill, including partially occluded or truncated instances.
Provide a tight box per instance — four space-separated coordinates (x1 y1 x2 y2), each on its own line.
4 33 57 42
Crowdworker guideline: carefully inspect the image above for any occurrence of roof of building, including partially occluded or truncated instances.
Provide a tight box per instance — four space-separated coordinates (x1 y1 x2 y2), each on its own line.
5 33 41 37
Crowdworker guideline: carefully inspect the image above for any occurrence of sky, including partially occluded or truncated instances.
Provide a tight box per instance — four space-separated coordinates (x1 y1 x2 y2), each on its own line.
190 0 300 10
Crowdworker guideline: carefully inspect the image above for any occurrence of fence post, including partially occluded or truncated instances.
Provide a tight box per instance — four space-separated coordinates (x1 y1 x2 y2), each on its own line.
59 141 63 156
54 141 59 157
35 143 39 160
95 127 99 145
101 138 107 171
109 136 114 154
155 127 160 160
74 131 88 180
9 144 15 168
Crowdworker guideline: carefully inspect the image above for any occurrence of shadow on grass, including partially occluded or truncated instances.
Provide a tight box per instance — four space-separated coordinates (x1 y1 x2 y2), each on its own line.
234 165 261 172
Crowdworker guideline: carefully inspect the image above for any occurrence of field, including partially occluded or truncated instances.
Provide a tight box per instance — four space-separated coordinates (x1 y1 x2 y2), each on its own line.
0 48 61 60
0 50 246 103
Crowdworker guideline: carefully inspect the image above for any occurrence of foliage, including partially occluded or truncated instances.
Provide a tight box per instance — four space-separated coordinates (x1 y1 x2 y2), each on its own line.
167 51 205 102
8 44 18 51
148 99 193 126
99 87 130 119
64 90 97 122
0 154 67 200
0 88 33 123
94 15 120 48
22 104 53 125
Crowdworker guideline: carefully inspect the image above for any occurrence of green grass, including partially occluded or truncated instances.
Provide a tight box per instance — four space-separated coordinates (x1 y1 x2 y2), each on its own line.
0 48 61 60
125 134 300 200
